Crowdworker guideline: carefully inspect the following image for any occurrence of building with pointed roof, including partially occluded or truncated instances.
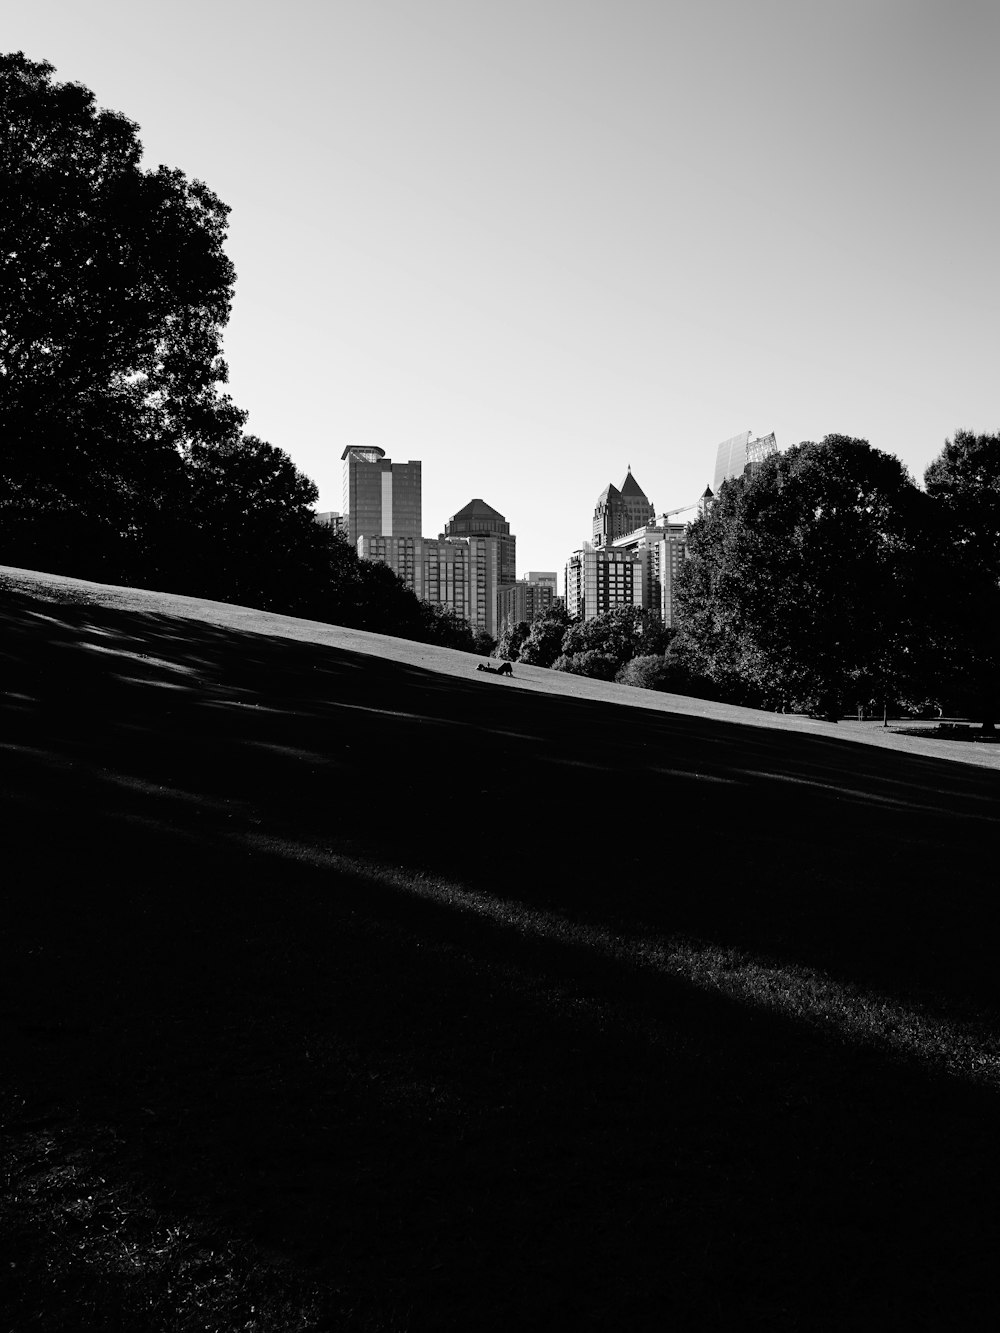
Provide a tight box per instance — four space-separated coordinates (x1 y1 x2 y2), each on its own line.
592 468 656 547
444 498 516 585
445 498 510 536
442 498 516 636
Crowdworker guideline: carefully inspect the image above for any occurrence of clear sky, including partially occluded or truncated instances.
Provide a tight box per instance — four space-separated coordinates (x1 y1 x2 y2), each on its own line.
5 0 998 580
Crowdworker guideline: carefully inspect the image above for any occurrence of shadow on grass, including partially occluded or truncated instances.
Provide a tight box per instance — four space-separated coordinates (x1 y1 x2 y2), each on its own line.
4 588 1000 1329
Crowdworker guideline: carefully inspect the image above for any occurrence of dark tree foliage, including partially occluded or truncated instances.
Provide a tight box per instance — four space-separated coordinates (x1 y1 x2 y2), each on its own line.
556 605 670 678
614 642 713 696
495 619 530 662
517 603 573 667
552 649 619 681
177 435 334 615
415 602 477 651
0 51 243 581
470 627 496 656
675 436 931 715
614 654 676 690
318 534 423 637
924 430 1000 729
924 430 1000 573
658 634 721 699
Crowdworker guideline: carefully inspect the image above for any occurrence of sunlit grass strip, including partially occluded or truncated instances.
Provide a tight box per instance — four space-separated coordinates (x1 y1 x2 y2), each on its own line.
244 833 1000 1088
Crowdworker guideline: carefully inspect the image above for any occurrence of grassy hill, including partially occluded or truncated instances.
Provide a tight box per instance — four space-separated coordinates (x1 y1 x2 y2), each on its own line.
3 565 1000 1331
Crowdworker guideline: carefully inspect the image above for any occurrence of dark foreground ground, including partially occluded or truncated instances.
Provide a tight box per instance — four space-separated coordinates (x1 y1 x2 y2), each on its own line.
3 580 1000 1330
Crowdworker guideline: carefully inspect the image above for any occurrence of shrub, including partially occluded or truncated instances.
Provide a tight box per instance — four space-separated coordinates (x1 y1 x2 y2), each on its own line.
552 650 619 681
615 655 675 691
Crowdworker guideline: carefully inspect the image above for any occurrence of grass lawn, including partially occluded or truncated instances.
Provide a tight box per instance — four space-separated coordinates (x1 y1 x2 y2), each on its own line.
3 565 1000 1330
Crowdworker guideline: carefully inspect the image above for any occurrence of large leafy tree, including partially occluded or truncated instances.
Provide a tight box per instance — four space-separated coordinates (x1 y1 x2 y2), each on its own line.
415 602 476 651
517 603 573 667
552 647 620 681
495 619 530 662
924 430 1000 572
177 434 335 614
1 51 242 578
923 430 1000 729
556 605 669 677
675 436 930 715
615 639 714 696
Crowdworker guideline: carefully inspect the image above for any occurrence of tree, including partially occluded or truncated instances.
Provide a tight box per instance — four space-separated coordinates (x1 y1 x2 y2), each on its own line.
495 619 530 662
675 436 931 716
415 602 476 651
615 655 675 690
325 537 429 637
924 430 1000 574
552 649 619 681
557 606 669 677
0 51 242 580
471 627 496 656
615 642 720 697
517 604 573 667
178 434 334 615
924 430 1000 730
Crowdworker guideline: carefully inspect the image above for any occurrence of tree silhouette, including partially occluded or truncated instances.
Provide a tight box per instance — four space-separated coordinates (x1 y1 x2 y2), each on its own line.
676 437 930 715
0 52 242 581
556 605 668 677
924 430 1000 730
517 604 573 667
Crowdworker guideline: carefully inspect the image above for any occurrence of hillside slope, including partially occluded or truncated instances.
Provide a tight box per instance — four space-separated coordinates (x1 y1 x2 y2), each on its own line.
5 562 998 768
3 567 1000 1330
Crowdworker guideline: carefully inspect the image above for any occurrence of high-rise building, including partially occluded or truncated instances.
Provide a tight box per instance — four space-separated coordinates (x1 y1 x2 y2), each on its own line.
358 530 507 638
341 445 422 546
498 576 559 630
565 544 648 622
444 498 516 592
592 468 656 548
350 479 521 638
524 571 558 592
314 510 347 537
358 534 469 621
713 431 777 492
612 519 688 627
444 498 515 579
454 534 503 637
419 536 473 625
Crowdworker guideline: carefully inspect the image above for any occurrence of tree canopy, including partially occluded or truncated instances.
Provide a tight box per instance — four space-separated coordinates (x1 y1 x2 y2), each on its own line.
675 436 930 714
924 430 1000 576
555 605 670 678
495 619 530 662
517 603 573 667
178 434 330 613
923 430 1000 729
1 51 248 579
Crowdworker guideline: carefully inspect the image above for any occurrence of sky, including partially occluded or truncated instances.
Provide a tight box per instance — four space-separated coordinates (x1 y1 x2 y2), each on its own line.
5 0 999 582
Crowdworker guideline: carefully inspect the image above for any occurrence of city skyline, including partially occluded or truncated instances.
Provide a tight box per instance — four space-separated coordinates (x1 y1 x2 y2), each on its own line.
6 1 998 575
